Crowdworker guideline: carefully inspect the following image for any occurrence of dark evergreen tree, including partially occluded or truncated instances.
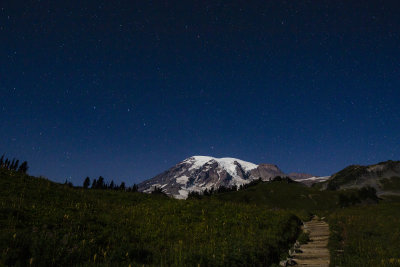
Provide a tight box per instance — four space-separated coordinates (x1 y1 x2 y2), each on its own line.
151 186 167 196
83 177 91 189
10 159 15 170
358 186 379 202
131 184 138 192
110 180 115 190
5 159 10 169
18 161 29 173
92 179 97 189
188 191 202 199
120 182 126 191
14 160 19 171
0 154 4 167
97 176 105 189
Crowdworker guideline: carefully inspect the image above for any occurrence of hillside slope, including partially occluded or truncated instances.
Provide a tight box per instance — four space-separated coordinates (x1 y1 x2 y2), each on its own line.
329 196 400 266
322 160 400 195
0 168 301 266
209 180 340 218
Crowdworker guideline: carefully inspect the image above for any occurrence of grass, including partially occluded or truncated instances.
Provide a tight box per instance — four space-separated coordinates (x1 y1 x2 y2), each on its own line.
0 169 301 266
380 176 400 191
328 197 400 266
209 180 341 220
207 180 400 266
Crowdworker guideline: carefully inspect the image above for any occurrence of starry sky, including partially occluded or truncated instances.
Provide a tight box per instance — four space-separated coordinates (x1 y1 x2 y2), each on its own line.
1 1 399 185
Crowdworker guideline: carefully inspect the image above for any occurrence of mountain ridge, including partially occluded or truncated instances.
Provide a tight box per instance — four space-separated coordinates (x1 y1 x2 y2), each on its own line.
138 155 328 199
321 160 400 195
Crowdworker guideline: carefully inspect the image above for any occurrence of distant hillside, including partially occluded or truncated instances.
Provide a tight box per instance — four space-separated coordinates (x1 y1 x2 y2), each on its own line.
322 160 400 195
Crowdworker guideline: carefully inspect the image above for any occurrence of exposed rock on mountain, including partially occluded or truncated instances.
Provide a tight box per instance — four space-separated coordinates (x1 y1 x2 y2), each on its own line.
286 172 330 186
250 164 285 180
292 176 330 186
287 173 314 180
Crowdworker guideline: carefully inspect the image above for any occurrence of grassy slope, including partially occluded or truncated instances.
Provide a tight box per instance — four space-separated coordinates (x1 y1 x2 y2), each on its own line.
207 180 400 266
328 196 400 266
325 164 369 190
0 169 301 266
210 181 340 219
380 176 400 191
3 168 400 266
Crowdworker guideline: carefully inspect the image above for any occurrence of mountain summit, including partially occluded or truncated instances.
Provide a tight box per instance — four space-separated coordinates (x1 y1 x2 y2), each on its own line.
138 156 328 199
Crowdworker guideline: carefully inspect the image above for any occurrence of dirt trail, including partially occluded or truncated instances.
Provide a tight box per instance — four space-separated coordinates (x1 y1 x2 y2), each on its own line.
293 216 330 267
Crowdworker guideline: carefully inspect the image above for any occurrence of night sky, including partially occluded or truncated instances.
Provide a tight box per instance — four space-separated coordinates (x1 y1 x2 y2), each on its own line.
1 1 399 185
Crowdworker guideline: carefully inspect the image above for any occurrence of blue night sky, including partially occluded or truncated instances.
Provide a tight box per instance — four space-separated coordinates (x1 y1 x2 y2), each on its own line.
1 1 399 185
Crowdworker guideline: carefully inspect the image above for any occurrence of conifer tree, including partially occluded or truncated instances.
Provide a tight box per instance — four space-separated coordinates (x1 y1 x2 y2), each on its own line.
0 154 4 167
120 182 126 191
92 179 97 189
83 177 91 189
18 161 29 173
10 159 15 170
132 184 138 192
14 160 19 171
97 176 105 189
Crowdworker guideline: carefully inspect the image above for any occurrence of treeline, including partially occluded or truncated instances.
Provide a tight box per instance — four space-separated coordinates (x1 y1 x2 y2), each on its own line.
188 176 296 199
81 176 139 192
0 154 28 173
338 186 379 207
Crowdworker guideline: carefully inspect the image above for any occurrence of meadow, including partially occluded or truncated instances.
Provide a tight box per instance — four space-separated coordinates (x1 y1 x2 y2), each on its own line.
0 169 301 266
328 196 400 267
191 179 400 266
209 180 340 220
2 167 400 266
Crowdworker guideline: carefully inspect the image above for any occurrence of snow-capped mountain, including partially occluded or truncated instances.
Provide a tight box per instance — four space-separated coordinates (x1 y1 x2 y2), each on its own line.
138 156 328 199
292 176 330 186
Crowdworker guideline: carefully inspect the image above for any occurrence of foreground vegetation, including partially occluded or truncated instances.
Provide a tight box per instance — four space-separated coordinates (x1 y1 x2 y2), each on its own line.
190 178 400 266
209 179 339 220
1 158 400 266
329 196 400 266
199 178 378 220
0 169 301 266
